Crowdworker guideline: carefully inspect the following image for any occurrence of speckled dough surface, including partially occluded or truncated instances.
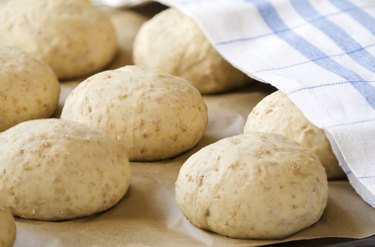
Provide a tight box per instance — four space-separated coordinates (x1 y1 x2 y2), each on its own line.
0 196 16 247
61 66 208 161
175 133 328 239
133 8 248 94
0 0 117 79
243 91 344 179
0 47 60 132
0 119 131 220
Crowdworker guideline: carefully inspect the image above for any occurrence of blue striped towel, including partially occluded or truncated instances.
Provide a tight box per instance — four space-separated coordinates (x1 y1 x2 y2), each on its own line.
156 0 375 207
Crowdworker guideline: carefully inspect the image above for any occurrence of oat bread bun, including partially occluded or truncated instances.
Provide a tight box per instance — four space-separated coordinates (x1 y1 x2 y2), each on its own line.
0 0 117 79
244 91 344 179
0 47 60 132
0 119 131 220
0 196 16 247
175 133 328 239
61 66 208 161
133 8 248 94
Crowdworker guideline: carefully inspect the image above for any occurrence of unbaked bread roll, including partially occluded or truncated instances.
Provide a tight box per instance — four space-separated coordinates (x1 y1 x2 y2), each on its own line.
244 91 344 179
0 46 60 132
175 133 328 239
0 119 131 220
0 196 16 247
133 8 248 94
61 66 208 161
0 0 117 79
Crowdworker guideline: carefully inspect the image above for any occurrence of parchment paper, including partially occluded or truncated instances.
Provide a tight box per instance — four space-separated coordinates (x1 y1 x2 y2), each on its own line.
13 4 375 247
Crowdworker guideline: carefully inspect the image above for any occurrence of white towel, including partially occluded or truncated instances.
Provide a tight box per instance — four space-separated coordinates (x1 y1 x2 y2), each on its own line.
97 0 375 207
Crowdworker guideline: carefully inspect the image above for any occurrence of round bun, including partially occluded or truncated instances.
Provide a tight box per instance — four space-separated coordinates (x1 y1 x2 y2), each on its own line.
0 196 16 247
175 133 328 239
133 8 248 94
0 119 131 220
0 46 60 132
244 91 344 179
61 66 208 161
0 0 117 79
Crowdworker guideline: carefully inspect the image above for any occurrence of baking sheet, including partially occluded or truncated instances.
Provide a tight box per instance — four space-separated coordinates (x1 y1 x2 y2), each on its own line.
12 5 375 247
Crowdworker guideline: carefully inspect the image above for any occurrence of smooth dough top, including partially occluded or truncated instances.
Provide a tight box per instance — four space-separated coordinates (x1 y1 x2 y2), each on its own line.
244 91 344 179
175 132 328 239
0 195 16 247
61 65 208 161
0 46 60 132
0 0 117 79
133 8 248 94
0 119 131 220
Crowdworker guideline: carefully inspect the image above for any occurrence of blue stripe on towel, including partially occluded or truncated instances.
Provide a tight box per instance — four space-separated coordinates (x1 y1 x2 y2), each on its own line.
215 4 375 46
251 42 375 75
286 80 375 95
245 0 375 108
330 0 375 35
291 0 375 73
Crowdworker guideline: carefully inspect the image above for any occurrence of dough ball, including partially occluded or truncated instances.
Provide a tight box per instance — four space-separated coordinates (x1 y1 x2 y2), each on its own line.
133 8 248 94
0 119 131 220
0 196 16 247
61 66 208 161
0 0 117 79
0 46 60 132
175 133 328 239
244 91 344 179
